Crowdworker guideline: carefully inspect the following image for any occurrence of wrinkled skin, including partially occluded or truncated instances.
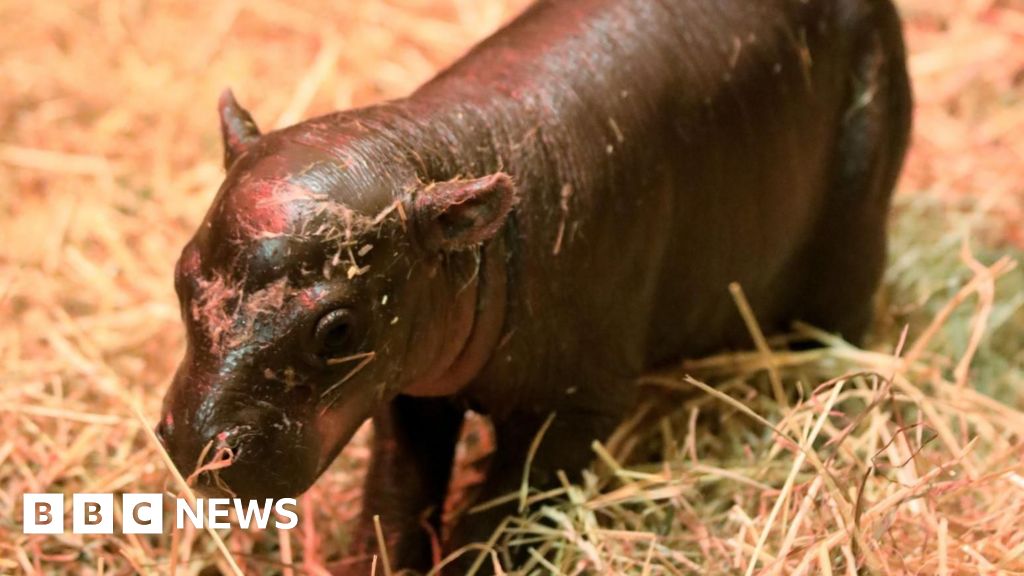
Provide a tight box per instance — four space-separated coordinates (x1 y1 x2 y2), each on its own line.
158 0 912 572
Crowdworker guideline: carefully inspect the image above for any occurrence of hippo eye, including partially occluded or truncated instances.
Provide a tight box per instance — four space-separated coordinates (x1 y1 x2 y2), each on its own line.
313 308 355 360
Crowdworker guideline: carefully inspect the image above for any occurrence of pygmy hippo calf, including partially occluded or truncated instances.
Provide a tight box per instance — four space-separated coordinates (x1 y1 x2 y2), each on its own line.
157 0 911 571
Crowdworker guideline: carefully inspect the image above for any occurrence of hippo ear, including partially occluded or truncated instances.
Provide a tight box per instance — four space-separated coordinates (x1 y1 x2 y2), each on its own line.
218 89 261 169
412 173 518 252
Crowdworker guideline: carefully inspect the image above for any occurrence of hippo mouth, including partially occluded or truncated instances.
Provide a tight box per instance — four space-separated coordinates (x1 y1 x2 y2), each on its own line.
157 393 321 500
203 429 320 499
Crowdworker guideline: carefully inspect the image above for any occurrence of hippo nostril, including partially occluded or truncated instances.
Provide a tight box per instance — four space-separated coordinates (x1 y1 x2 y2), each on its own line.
156 413 175 443
212 445 236 465
155 421 172 448
212 426 258 462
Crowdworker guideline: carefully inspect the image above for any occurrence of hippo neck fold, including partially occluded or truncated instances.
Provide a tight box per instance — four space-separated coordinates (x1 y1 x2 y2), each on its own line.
402 235 508 397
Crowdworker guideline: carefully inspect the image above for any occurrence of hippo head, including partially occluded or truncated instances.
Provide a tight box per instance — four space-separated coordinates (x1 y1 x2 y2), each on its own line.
157 90 515 499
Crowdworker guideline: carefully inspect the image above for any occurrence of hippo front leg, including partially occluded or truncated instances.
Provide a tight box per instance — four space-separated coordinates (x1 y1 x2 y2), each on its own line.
334 396 464 575
445 409 622 573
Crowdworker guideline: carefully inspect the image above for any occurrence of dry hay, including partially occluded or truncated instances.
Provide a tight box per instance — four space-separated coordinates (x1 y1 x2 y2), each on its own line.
0 0 1022 574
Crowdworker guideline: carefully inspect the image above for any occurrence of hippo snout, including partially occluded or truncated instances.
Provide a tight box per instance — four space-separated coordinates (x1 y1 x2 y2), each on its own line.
157 375 320 500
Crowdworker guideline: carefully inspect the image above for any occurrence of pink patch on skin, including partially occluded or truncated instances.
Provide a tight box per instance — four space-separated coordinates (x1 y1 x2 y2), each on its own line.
180 249 200 276
225 179 295 238
218 150 322 241
296 291 321 311
191 272 240 355
164 413 174 427
216 431 229 442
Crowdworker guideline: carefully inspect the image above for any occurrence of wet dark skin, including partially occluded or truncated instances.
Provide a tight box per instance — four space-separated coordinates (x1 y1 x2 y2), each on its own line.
157 0 911 572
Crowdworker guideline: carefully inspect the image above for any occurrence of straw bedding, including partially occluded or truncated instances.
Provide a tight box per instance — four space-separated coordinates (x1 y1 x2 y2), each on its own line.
1 0 1022 573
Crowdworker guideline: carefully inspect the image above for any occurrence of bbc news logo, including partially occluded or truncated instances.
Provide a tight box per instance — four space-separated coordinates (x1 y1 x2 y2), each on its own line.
23 494 298 534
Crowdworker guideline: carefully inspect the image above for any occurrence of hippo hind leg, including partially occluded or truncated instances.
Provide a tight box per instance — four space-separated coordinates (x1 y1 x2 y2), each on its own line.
792 0 912 346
